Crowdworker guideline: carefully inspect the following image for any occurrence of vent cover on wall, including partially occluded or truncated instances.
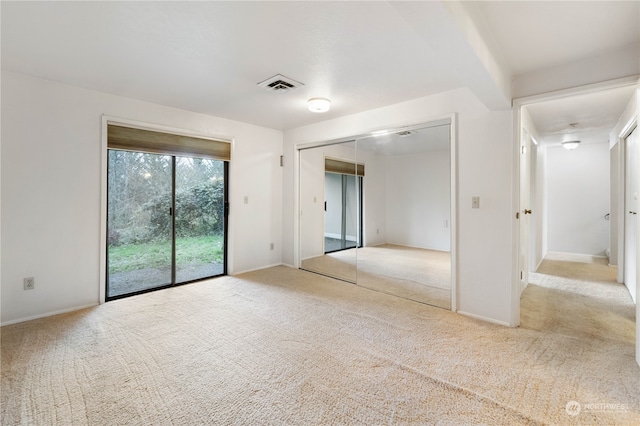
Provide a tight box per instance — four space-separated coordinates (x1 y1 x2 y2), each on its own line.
257 74 304 93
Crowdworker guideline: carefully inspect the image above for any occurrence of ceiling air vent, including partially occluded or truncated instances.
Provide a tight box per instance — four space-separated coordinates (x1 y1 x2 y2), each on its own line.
257 74 304 93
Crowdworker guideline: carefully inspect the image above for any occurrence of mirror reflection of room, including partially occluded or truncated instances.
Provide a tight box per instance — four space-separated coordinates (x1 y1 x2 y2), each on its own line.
300 143 359 283
356 123 451 309
299 120 452 309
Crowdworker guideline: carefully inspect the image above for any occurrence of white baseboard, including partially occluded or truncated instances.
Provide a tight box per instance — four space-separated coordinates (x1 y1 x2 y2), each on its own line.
1 303 99 327
232 263 283 275
457 311 512 327
545 251 608 264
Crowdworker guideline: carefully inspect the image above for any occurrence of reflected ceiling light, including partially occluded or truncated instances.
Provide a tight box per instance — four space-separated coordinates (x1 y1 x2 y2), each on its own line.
561 140 581 150
372 130 390 137
308 98 331 113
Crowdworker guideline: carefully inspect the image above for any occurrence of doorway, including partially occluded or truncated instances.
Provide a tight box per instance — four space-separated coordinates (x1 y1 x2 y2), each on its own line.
624 125 638 303
513 80 638 363
104 123 230 300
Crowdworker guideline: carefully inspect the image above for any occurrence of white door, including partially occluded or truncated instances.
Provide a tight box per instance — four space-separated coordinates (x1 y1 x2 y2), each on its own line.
519 129 532 292
624 126 638 303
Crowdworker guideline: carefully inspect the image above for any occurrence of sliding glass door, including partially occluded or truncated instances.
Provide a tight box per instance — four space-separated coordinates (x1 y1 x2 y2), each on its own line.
324 172 362 253
107 150 227 299
175 157 226 283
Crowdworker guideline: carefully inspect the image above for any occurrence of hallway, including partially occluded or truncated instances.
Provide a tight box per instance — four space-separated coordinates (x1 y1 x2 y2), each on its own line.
522 258 634 347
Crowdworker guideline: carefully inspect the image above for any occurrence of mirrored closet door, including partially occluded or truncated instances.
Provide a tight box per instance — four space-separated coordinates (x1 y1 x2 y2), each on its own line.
299 143 360 283
298 119 453 309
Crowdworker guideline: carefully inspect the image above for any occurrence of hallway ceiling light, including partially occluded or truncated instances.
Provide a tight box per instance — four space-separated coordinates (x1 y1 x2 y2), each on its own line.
561 140 581 150
308 98 331 113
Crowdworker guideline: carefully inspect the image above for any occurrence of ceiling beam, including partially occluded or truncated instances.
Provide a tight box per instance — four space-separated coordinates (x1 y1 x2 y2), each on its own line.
388 0 511 110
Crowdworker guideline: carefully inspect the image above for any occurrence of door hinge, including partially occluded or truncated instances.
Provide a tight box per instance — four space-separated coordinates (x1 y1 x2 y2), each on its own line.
520 271 523 280
516 212 520 219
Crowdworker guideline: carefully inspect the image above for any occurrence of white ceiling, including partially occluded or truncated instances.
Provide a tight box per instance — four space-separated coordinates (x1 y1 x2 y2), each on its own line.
474 1 640 76
2 1 639 131
525 85 636 146
2 1 463 130
357 124 450 156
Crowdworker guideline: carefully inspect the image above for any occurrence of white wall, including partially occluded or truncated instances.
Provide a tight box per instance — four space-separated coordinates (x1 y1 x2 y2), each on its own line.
284 87 515 326
385 150 450 251
362 149 387 247
1 71 283 325
546 143 610 256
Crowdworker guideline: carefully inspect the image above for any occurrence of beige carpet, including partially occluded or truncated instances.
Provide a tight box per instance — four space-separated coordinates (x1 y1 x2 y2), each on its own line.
302 244 451 309
2 263 639 424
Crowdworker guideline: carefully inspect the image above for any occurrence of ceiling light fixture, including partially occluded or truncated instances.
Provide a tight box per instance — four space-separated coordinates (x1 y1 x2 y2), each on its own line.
308 98 331 113
561 140 581 150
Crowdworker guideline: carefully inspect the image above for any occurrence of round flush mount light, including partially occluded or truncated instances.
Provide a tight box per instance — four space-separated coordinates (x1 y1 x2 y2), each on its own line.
308 98 331 113
561 140 581 150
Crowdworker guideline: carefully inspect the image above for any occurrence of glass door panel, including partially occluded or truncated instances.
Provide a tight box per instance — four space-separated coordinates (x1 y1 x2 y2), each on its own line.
324 173 360 252
107 151 173 297
175 157 226 283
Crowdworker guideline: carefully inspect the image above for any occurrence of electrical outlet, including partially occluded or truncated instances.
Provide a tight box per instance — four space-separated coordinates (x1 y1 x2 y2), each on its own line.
472 196 480 209
24 277 35 290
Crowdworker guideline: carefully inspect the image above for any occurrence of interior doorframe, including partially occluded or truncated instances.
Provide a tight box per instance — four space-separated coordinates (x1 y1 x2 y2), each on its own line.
99 115 233 304
511 76 640 328
293 114 458 311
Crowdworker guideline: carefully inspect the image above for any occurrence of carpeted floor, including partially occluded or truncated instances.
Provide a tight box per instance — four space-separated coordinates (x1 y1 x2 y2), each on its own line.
1 261 638 424
302 244 451 309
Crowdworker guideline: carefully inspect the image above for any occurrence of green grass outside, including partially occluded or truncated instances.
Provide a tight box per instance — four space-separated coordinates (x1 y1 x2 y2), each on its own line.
108 235 224 273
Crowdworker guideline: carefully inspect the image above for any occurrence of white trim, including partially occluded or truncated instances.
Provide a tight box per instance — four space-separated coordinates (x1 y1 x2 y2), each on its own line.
1 304 99 327
293 146 301 269
457 311 511 327
513 75 639 108
620 119 638 140
545 251 608 264
450 113 458 313
231 263 283 275
296 119 452 151
510 104 522 327
100 116 108 304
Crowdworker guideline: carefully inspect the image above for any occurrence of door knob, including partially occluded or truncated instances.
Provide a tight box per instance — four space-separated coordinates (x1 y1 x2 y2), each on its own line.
524 209 532 214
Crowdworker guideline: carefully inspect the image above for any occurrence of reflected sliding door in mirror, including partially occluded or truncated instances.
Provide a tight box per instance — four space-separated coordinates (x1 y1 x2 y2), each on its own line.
297 119 453 309
300 145 361 283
